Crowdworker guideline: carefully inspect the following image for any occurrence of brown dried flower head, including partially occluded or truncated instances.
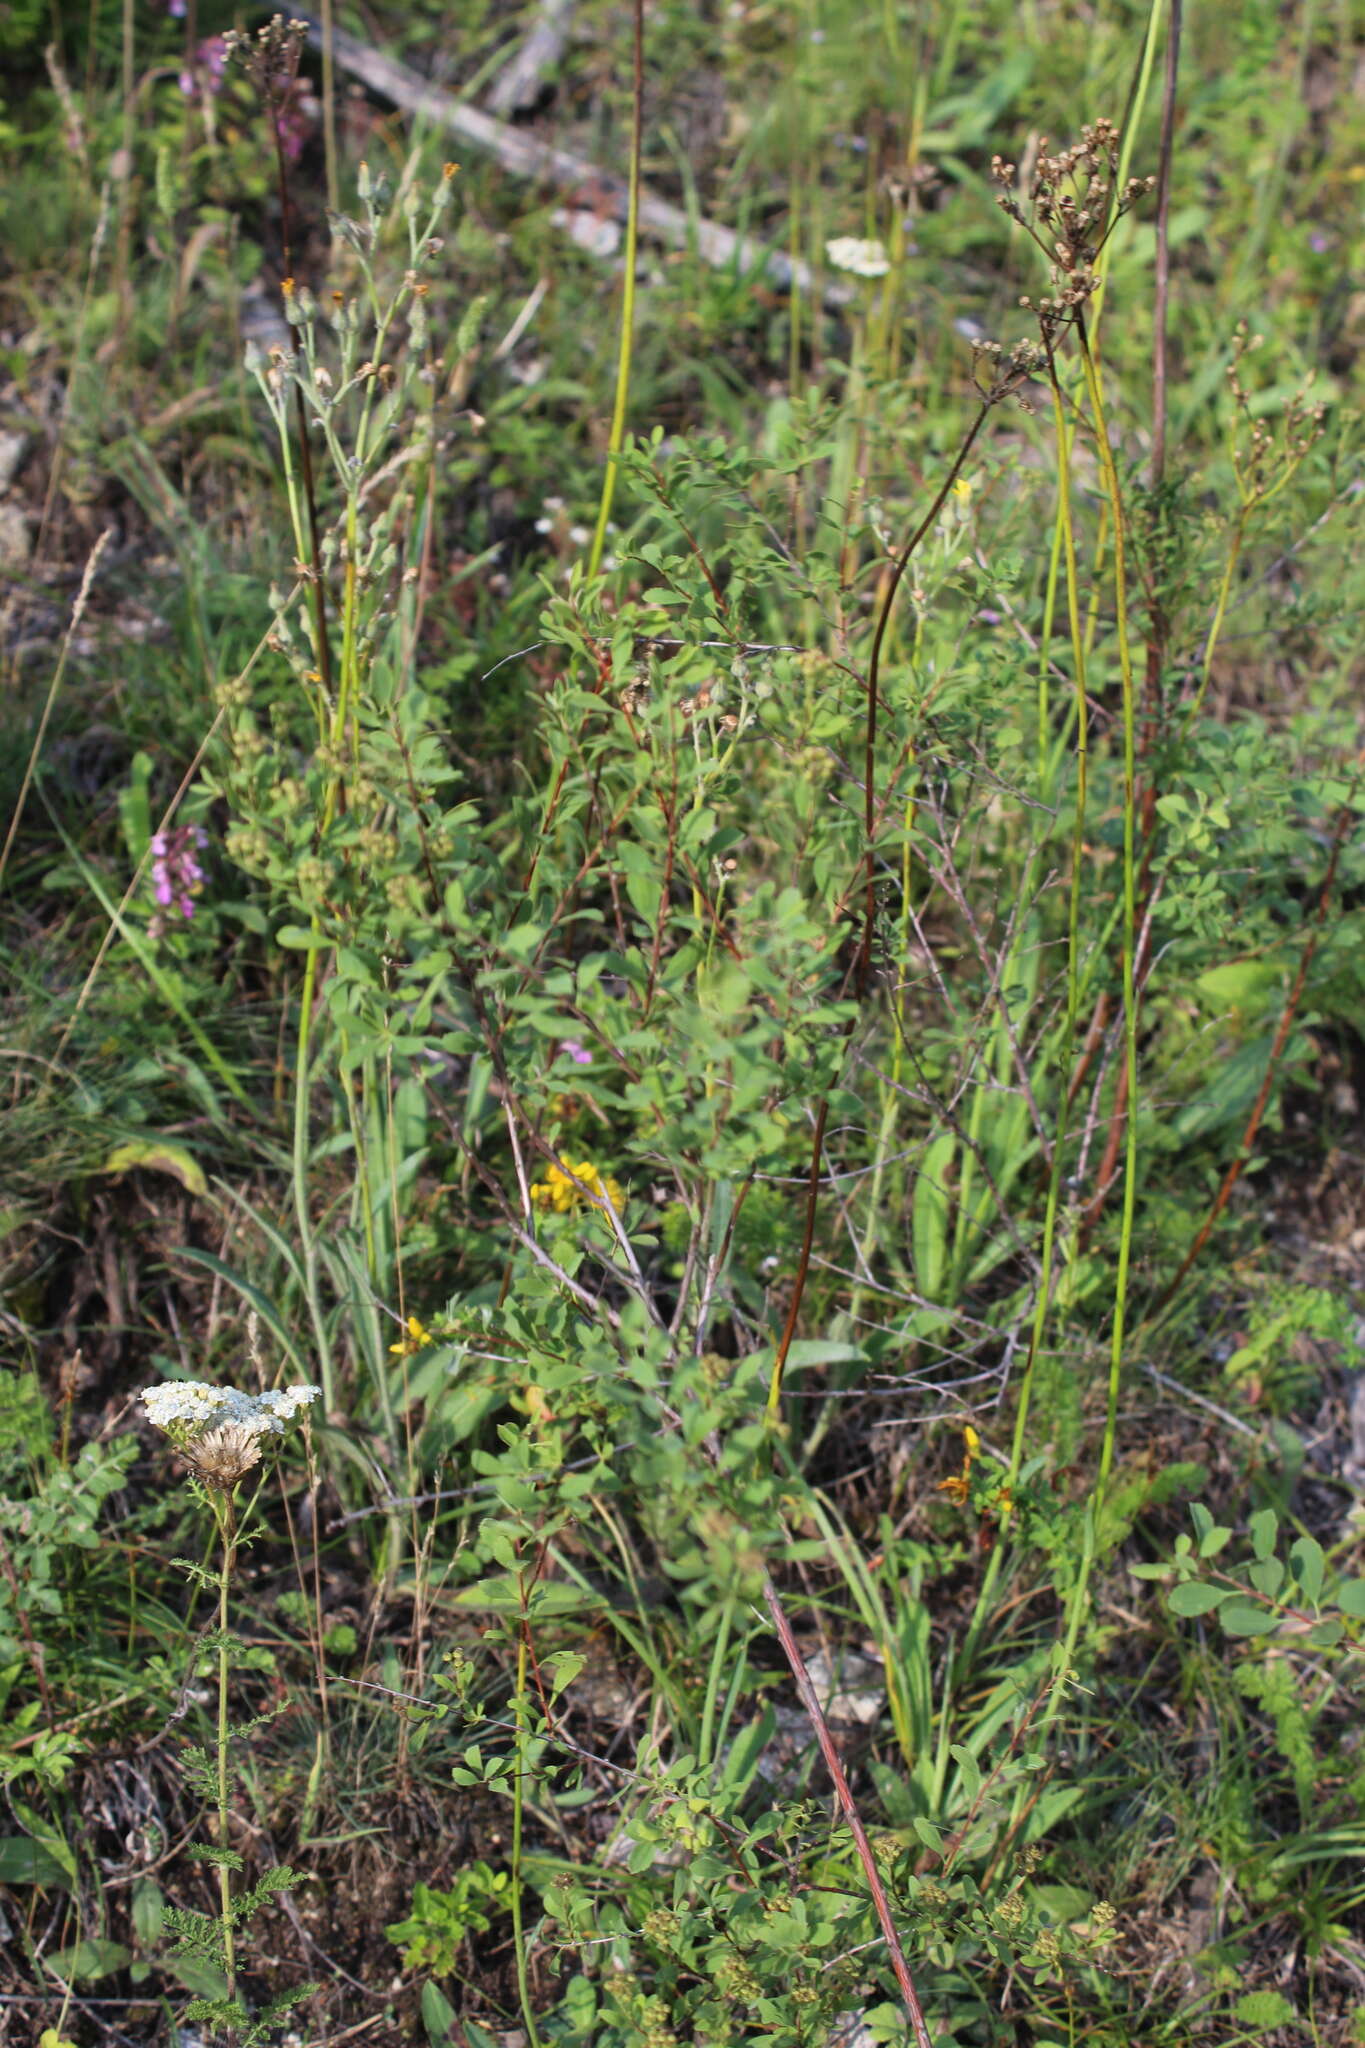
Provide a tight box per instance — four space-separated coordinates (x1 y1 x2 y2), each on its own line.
186 1423 266 1490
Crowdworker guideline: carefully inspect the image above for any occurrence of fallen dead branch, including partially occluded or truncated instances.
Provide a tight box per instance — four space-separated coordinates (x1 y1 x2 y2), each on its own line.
488 0 577 118
297 11 846 303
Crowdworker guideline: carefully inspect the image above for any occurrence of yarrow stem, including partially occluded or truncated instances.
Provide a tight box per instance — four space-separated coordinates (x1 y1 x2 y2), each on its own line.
215 1487 238 2022
141 1375 318 2040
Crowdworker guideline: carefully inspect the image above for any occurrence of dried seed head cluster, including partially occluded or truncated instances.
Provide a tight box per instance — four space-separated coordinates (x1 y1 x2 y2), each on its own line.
222 14 308 96
992 119 1154 341
1226 321 1327 501
969 333 1049 409
221 15 313 161
141 1379 320 1489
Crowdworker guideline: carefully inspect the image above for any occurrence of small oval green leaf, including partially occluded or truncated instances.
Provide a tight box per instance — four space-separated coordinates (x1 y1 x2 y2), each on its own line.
1167 1581 1230 1617
1218 1599 1278 1636
1290 1536 1325 1607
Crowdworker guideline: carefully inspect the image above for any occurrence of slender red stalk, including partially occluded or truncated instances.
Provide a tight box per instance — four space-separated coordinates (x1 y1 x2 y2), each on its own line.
762 1574 934 2048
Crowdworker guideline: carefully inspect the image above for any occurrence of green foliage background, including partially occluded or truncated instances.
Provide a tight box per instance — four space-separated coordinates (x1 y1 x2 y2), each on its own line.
0 0 1363 2043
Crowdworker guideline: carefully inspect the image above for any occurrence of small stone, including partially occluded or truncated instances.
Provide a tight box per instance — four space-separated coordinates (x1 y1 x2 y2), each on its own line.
557 206 622 260
0 429 28 492
803 1646 885 1725
827 2014 875 2048
0 502 32 569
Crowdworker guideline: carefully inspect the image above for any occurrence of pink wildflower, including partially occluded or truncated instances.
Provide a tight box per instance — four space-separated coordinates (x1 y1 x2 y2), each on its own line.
149 825 208 939
180 35 229 101
273 85 315 165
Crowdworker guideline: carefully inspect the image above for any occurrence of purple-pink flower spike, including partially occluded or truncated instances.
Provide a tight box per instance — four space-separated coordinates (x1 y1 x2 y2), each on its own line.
149 825 209 936
181 35 230 101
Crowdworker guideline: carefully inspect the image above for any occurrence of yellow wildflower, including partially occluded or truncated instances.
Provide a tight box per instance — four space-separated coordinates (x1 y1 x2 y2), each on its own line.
531 1156 625 1216
389 1314 434 1357
937 1424 980 1506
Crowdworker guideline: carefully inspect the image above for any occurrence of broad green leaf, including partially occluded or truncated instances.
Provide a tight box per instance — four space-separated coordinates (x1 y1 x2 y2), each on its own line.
1190 1503 1232 1557
949 1743 982 1804
697 958 751 1017
544 1652 586 1701
1167 1581 1230 1617
0 1836 70 1887
719 1710 776 1794
452 1575 603 1618
1249 1508 1278 1560
912 1133 956 1303
99 1138 207 1195
456 2019 500 2048
132 1876 165 1943
1029 1882 1093 1926
1170 1028 1311 1145
1337 1579 1365 1619
11 1805 76 1882
167 1953 228 1998
1224 1313 1294 1384
420 1977 457 2045
1248 1556 1285 1599
746 1338 867 1379
44 1939 133 1984
1218 1599 1278 1637
1290 1536 1325 1606
1025 1785 1086 1834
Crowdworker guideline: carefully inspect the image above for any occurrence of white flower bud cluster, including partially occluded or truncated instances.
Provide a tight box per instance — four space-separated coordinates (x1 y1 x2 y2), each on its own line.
141 1380 320 1439
824 236 891 279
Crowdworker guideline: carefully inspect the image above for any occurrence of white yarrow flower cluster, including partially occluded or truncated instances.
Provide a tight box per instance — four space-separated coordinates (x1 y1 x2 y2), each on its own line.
141 1379 320 1488
825 235 891 279
142 1380 319 1435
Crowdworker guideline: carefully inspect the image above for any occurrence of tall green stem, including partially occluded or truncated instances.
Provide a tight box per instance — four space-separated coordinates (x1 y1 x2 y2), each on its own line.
587 0 644 577
960 373 1089 1671
1077 317 1140 1496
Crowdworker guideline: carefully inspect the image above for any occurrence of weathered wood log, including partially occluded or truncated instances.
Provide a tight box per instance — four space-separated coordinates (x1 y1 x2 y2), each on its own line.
297 12 849 304
487 0 578 118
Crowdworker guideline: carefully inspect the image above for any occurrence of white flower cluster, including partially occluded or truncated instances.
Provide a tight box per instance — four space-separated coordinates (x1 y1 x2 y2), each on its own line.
825 235 891 279
141 1380 320 1439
